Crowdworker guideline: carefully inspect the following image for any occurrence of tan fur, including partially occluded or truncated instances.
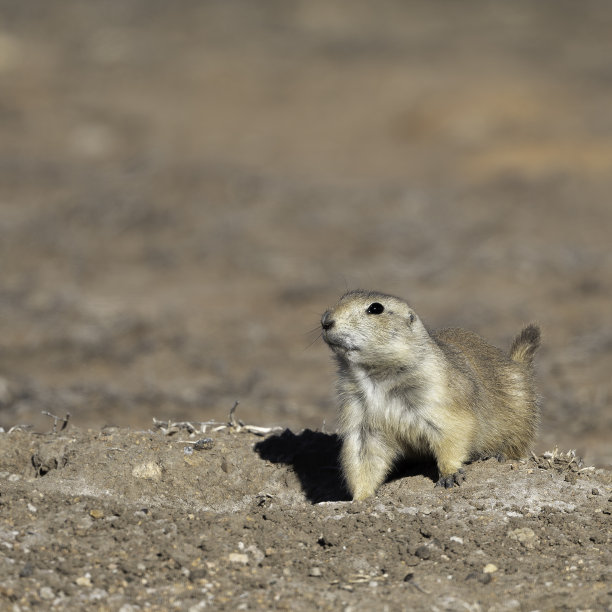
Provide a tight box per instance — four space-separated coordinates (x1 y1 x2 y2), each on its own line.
321 290 540 500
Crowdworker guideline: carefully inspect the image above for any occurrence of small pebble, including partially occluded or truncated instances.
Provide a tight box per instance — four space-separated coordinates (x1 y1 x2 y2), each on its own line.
309 567 322 577
189 568 208 582
89 588 108 601
228 553 249 565
74 516 94 531
39 587 55 600
19 563 33 578
415 545 431 560
591 488 599 496
508 527 537 549
89 509 104 519
131 462 162 480
76 575 93 587
193 438 214 451
483 563 498 574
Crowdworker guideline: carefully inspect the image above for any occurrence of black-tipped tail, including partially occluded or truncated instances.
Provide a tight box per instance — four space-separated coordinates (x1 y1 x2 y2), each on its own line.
510 324 541 365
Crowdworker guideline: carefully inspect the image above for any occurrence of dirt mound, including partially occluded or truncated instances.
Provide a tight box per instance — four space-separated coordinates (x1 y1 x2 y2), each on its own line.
1 424 610 611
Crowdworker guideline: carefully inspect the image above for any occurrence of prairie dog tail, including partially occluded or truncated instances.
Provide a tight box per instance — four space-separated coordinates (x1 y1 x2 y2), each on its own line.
510 324 541 365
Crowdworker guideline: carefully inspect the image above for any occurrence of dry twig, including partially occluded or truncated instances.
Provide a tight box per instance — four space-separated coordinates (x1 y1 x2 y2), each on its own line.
4 424 34 434
153 402 283 437
41 411 70 433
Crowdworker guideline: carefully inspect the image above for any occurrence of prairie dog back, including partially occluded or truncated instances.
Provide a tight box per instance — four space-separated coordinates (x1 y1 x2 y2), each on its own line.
321 289 540 500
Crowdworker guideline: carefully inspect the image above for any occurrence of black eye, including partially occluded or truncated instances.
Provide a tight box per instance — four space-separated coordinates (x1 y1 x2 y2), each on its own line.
366 302 384 315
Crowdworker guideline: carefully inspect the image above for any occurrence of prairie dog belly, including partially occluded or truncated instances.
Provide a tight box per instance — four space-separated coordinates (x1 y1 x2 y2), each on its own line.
340 368 470 463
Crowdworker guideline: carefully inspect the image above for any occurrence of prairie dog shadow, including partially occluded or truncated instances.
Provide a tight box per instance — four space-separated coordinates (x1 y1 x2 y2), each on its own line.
254 429 438 503
254 429 349 502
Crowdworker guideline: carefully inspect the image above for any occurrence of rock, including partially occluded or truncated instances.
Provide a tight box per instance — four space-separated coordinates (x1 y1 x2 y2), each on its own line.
89 588 108 601
467 571 493 584
76 516 94 530
228 553 249 565
131 462 162 480
193 438 214 450
39 587 54 600
415 545 431 560
19 563 33 578
483 563 498 574
189 568 208 583
246 544 265 564
508 527 538 549
309 567 322 577
76 575 93 587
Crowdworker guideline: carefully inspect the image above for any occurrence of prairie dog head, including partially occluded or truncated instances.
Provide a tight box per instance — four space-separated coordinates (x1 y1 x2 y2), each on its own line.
321 290 430 372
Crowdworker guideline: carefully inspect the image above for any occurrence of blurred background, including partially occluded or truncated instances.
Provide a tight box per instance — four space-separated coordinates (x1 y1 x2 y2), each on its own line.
1 1 610 466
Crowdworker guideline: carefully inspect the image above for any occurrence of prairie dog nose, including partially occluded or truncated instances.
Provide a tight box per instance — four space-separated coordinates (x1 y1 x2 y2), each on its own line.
321 310 335 331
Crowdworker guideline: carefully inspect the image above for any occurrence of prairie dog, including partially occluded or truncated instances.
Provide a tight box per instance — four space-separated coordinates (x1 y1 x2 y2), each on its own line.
321 290 540 500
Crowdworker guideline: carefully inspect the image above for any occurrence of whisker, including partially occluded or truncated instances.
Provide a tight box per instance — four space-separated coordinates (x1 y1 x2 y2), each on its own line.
341 273 349 293
304 332 323 351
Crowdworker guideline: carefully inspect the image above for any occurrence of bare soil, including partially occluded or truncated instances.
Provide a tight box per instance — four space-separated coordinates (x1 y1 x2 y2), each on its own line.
1 1 611 610
0 423 611 611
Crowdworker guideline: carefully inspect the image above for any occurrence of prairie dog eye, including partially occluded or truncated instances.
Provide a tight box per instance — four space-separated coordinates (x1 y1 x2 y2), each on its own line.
366 302 385 315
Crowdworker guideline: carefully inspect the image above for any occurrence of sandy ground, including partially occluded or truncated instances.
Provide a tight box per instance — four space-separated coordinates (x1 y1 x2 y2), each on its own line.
1 1 611 609
0 422 611 610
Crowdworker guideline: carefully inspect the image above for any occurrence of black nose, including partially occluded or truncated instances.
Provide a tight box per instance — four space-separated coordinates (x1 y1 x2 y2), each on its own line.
321 310 335 331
